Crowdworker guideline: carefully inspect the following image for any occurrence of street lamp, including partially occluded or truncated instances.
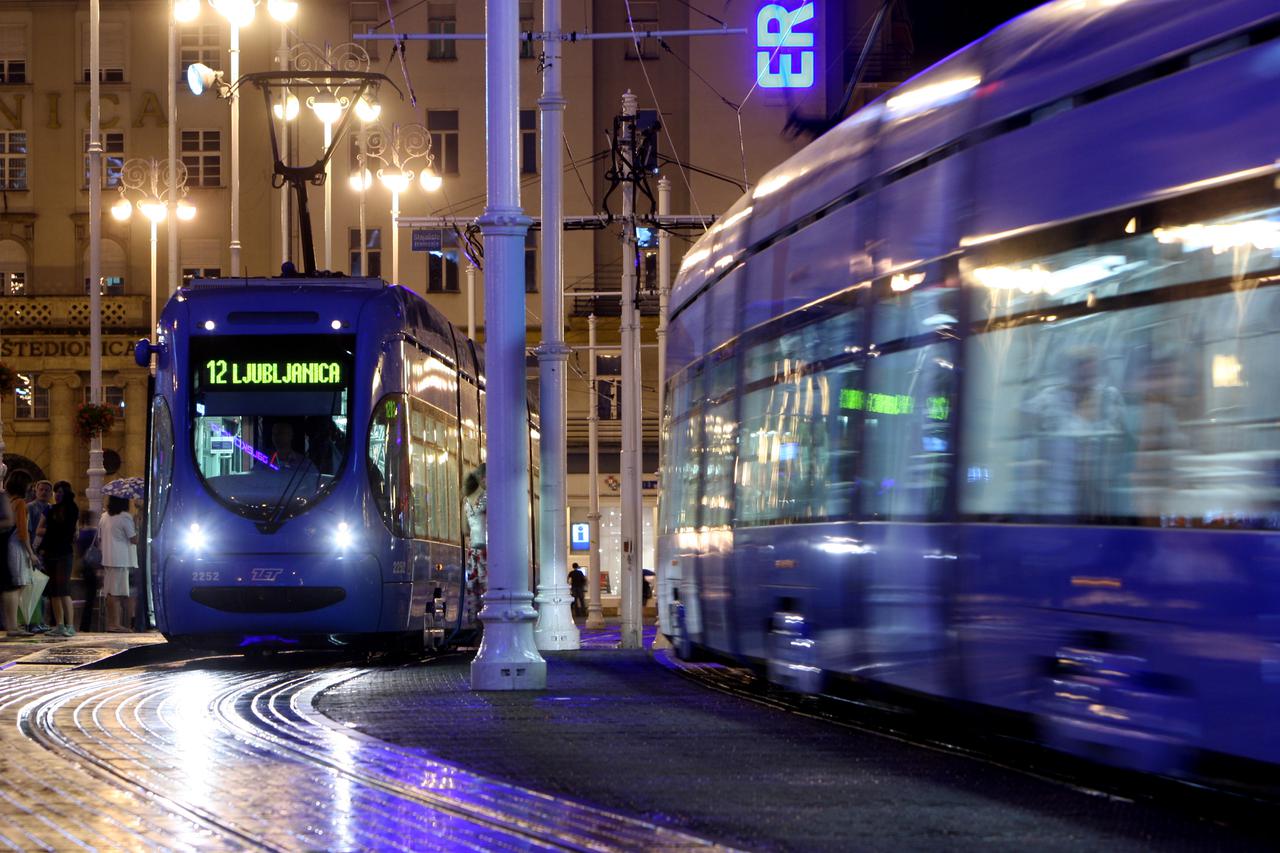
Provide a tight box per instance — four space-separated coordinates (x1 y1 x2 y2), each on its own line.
350 96 380 278
207 0 256 276
113 158 192 356
363 123 439 285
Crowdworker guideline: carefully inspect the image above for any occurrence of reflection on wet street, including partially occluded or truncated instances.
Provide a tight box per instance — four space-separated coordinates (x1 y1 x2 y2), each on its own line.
0 652 712 851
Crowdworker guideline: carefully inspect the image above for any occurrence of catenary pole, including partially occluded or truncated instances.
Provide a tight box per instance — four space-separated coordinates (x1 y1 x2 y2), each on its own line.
466 261 477 339
87 0 104 519
229 23 241 276
471 0 546 690
168 5 178 299
585 312 604 628
652 174 672 648
533 0 578 650
619 90 643 649
279 24 291 268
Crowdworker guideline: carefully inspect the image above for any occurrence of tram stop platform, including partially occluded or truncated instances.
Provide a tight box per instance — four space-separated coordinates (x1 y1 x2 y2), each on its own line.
0 624 1267 850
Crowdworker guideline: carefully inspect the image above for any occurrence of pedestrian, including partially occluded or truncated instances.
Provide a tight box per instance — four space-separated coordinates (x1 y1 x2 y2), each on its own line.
98 495 138 633
25 478 51 631
35 481 78 637
75 509 101 633
1 469 27 637
568 562 587 617
3 471 40 630
463 464 487 621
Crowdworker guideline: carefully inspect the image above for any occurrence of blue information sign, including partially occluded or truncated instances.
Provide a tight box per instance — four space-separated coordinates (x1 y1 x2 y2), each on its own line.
411 229 442 252
571 523 590 551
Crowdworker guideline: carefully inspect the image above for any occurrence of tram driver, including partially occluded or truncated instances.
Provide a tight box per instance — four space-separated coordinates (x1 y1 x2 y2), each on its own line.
270 421 306 469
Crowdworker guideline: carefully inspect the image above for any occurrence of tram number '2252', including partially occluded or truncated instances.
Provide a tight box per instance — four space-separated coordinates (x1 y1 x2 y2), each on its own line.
203 358 344 386
192 571 221 582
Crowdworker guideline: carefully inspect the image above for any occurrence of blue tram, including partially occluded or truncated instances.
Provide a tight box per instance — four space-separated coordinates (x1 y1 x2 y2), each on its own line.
143 276 538 651
659 0 1280 777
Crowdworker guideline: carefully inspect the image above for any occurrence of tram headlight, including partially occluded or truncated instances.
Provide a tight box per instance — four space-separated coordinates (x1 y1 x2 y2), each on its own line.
334 521 355 551
185 522 207 552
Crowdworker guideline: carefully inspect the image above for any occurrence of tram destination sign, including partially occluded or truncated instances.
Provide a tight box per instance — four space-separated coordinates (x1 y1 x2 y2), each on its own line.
201 357 345 389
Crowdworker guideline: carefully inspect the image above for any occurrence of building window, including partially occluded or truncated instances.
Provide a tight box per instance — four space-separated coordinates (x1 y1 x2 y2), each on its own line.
81 21 126 82
596 378 622 420
14 373 48 420
426 230 459 293
624 1 659 60
85 276 125 296
85 241 126 295
349 227 381 277
427 110 459 176
82 384 125 414
0 239 25 295
2 271 23 295
182 130 221 187
519 0 536 60
83 131 125 188
524 231 537 293
426 2 457 60
0 25 28 83
0 130 27 190
520 109 537 175
179 24 221 77
350 1 381 61
182 267 220 286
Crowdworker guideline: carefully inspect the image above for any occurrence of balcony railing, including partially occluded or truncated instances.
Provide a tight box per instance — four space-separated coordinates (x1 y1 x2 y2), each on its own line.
0 295 150 331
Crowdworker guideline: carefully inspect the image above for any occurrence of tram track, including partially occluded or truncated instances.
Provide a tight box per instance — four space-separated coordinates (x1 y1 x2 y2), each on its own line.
660 651 1273 831
1 653 721 851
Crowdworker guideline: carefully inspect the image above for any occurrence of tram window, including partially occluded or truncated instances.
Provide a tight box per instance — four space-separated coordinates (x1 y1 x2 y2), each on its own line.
190 335 353 523
701 399 737 529
963 281 1280 528
872 276 957 344
368 394 410 537
744 307 860 385
860 344 955 520
149 396 174 538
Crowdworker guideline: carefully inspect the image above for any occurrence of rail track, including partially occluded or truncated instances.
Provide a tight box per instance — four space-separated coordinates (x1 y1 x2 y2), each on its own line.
0 650 719 851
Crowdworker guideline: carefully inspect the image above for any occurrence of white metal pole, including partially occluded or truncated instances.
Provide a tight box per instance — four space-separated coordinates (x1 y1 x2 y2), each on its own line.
471 0 546 690
324 121 333 272
533 0 577 650
466 261 477 339
168 5 178 297
653 174 672 648
389 188 400 284
585 313 604 628
358 128 367 276
279 24 290 269
87 0 104 519
150 219 158 348
229 24 241 276
619 90 643 649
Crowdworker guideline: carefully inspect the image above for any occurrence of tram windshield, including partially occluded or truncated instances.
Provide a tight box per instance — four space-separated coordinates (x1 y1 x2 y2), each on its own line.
190 335 354 525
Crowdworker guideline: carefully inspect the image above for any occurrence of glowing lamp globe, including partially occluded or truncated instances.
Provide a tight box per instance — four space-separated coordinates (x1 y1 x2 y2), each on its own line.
419 169 443 192
110 198 133 221
379 169 411 194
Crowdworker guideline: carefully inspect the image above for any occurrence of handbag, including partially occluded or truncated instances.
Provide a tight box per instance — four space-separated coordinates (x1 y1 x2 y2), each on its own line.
84 530 103 571
7 532 31 587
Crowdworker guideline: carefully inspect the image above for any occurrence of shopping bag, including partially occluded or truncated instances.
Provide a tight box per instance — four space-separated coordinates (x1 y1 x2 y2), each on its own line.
19 568 48 626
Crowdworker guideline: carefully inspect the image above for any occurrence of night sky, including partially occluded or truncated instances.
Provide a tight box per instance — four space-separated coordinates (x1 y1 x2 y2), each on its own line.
903 0 1046 70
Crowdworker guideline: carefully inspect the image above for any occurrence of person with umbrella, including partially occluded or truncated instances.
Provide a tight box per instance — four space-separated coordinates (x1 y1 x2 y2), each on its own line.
102 478 144 632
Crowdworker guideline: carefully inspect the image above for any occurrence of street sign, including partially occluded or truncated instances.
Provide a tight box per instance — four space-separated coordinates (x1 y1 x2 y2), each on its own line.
571 523 590 551
411 229 442 252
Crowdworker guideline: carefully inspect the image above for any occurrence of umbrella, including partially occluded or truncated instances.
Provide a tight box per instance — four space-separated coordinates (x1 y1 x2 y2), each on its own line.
103 477 145 500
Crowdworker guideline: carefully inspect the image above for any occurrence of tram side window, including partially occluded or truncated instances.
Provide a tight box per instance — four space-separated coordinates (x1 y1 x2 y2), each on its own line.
149 395 174 536
963 283 1280 528
368 395 410 537
702 399 737 530
661 368 703 537
409 400 461 541
860 344 956 520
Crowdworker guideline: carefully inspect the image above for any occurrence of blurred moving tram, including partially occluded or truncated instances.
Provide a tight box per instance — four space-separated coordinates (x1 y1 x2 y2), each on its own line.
658 0 1280 781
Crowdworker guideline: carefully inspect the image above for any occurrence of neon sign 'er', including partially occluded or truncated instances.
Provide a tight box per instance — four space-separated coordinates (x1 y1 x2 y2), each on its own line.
756 2 817 89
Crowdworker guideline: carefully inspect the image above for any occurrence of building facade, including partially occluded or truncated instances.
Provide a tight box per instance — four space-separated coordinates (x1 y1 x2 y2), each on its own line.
0 0 908 591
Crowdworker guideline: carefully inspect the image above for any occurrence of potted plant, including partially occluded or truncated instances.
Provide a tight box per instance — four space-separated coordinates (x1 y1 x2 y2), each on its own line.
0 362 16 393
75 402 116 442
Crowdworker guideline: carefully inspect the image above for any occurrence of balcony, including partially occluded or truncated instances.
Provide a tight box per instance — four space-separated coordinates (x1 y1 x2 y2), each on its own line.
0 295 150 332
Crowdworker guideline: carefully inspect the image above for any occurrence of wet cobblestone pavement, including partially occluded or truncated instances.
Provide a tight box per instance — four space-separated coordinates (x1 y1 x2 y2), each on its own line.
0 628 1269 851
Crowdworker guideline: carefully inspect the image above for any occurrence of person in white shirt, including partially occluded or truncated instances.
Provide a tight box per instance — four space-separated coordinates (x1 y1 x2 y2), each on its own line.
98 495 138 633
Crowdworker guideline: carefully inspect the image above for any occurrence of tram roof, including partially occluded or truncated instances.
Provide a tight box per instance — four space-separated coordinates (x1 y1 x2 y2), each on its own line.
670 0 1279 320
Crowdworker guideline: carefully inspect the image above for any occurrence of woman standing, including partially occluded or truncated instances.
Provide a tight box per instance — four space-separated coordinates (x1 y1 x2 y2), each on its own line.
36 481 78 637
98 495 137 633
1 472 25 637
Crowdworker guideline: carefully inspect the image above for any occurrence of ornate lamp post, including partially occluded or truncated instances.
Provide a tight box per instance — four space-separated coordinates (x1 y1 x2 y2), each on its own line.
111 159 194 354
362 123 441 284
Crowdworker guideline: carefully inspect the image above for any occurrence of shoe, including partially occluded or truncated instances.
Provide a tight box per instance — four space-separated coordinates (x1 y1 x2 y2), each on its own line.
48 625 68 637
107 626 131 633
5 629 35 638
60 626 76 637
29 624 49 634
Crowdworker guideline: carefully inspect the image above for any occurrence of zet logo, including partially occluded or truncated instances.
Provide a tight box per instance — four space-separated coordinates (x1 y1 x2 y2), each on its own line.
756 2 817 89
250 568 283 582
